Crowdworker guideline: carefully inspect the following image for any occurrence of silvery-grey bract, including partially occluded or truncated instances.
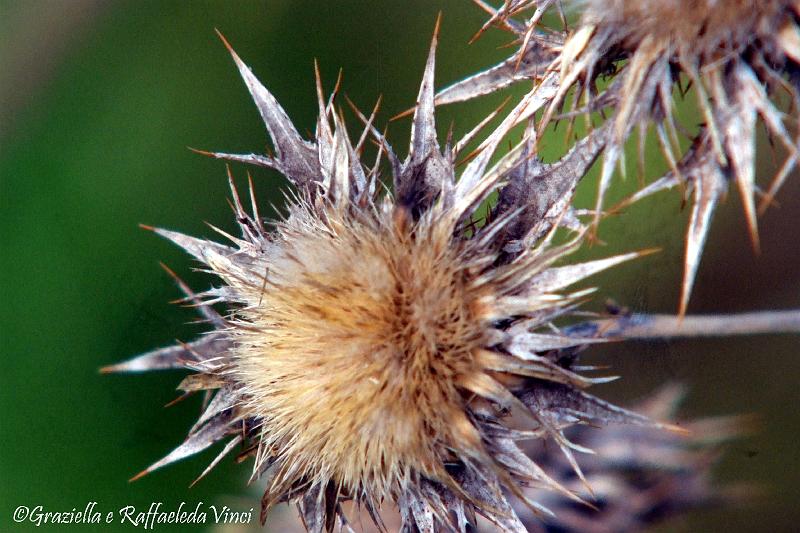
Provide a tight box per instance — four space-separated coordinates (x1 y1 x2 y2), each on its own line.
106 6 800 533
443 0 800 314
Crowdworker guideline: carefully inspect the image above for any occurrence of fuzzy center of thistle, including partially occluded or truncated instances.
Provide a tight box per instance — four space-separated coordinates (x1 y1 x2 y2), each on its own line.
234 213 486 493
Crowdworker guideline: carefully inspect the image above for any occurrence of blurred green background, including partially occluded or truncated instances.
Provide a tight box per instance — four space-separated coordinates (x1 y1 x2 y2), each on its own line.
1 1 798 531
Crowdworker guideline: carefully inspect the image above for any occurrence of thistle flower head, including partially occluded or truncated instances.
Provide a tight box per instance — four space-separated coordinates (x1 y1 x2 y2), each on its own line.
102 9 800 533
105 22 685 532
572 0 800 251
583 0 791 54
443 0 800 313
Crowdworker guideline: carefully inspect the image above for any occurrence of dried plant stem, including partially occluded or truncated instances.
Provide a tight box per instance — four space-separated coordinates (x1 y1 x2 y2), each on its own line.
592 310 800 340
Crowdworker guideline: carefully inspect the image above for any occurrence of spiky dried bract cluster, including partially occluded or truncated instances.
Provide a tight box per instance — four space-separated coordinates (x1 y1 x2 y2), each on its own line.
257 385 750 533
103 7 800 533
105 23 694 533
583 0 790 53
446 0 800 313
519 384 751 533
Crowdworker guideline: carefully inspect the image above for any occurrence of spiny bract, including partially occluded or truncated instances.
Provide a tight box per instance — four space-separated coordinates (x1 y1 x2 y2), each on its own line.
441 0 800 314
104 9 790 533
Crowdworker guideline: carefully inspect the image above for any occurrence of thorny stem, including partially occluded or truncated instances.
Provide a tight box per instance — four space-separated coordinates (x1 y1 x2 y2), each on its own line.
583 310 800 340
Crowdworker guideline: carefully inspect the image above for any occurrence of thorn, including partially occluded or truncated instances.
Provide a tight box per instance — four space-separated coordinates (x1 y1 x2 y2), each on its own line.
393 13 441 125
159 260 179 279
188 147 216 158
159 261 198 304
247 172 264 231
333 67 343 97
454 95 511 156
225 165 245 215
636 247 662 258
389 106 415 122
350 93 383 154
204 221 239 244
433 11 443 41
313 58 321 87
455 145 484 167
663 422 691 435
214 28 237 58
738 184 761 255
139 223 156 232
514 23 536 72
164 391 194 408
468 0 508 43
129 469 150 483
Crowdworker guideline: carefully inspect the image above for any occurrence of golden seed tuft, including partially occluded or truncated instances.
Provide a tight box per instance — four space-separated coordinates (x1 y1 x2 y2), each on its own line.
232 204 487 500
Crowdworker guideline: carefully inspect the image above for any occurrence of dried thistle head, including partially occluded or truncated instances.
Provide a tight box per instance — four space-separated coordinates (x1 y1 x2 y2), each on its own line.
571 0 800 309
518 383 752 533
443 0 800 312
104 22 688 532
102 8 799 533
581 0 791 53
